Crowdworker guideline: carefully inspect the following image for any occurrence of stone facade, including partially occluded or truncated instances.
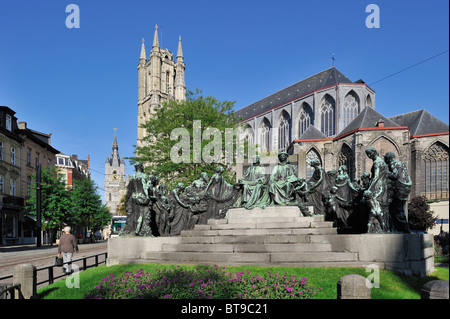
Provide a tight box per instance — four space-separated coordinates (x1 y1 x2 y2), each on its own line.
137 25 186 148
235 68 449 201
104 129 127 215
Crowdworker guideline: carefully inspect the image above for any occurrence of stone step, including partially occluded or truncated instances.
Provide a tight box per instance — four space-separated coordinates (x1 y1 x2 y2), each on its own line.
143 251 271 264
179 234 313 244
226 206 304 219
181 227 337 237
196 220 332 230
210 216 324 225
161 243 332 253
142 251 357 264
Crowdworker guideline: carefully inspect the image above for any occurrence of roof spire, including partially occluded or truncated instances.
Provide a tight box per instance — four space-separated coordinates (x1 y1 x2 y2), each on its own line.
152 24 159 49
140 38 146 62
112 128 118 150
177 36 184 62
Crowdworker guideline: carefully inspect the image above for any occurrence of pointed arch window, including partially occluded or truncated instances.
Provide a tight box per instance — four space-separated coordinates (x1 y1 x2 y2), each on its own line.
338 144 355 180
299 103 313 137
278 113 290 151
365 95 373 108
343 91 359 128
320 95 335 137
421 142 449 200
306 148 322 180
259 118 271 153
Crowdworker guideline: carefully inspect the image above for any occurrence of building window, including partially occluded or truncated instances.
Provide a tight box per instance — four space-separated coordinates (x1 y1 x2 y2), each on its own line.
343 91 359 128
0 175 4 193
27 148 32 166
278 113 290 151
259 119 271 153
11 147 15 165
35 152 40 167
6 114 12 131
338 143 355 181
299 103 313 137
421 142 449 200
0 141 3 160
320 95 335 137
10 179 16 196
306 148 322 181
365 95 373 108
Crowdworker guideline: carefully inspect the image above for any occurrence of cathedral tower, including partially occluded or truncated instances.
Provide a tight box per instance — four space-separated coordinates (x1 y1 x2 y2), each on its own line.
104 128 126 215
137 25 186 148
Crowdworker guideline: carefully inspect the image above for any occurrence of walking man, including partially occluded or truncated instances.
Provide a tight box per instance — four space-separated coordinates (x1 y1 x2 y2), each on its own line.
58 226 79 275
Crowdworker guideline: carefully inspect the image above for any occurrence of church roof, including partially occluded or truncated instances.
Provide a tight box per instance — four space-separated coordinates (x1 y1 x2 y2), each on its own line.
337 106 401 137
296 125 328 141
389 109 449 137
235 67 354 121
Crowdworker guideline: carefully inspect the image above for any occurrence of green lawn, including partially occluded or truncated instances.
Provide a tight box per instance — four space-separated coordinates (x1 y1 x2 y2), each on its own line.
37 263 449 299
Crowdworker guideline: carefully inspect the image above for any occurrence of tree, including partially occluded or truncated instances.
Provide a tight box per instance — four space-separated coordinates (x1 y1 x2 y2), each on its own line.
408 196 438 231
71 179 111 235
131 89 250 189
27 167 72 232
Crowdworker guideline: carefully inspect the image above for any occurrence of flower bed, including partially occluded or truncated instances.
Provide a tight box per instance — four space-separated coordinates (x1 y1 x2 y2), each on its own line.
84 264 321 299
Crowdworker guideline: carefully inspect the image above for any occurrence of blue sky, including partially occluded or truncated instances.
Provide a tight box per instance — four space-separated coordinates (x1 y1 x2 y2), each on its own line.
0 0 448 202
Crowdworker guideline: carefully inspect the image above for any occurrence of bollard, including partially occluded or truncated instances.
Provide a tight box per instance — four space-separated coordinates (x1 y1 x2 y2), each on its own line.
337 274 371 299
421 280 449 299
13 264 37 299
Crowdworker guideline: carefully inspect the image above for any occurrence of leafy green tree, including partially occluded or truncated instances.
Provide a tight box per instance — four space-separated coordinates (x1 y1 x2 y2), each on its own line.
131 89 250 189
27 167 72 232
408 196 438 231
71 179 111 235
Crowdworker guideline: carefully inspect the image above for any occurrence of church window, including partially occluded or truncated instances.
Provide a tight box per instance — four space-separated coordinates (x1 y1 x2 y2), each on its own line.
299 103 313 137
166 72 170 94
338 143 355 180
259 118 271 153
365 95 373 108
421 142 449 200
278 112 290 151
320 95 335 137
306 148 321 180
343 91 359 127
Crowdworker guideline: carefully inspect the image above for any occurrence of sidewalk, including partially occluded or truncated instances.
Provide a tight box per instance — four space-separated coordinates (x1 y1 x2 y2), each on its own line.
0 240 107 253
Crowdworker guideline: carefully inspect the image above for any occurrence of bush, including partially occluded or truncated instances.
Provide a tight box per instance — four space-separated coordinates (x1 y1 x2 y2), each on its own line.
84 264 321 299
408 196 437 231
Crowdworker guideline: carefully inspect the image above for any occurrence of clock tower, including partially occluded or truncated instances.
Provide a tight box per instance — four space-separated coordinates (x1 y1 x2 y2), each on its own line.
105 128 127 215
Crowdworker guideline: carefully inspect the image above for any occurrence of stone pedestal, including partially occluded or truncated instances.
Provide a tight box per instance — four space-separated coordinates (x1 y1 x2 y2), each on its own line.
13 264 36 299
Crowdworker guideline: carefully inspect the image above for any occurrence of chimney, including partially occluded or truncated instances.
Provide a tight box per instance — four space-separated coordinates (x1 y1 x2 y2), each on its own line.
18 122 27 129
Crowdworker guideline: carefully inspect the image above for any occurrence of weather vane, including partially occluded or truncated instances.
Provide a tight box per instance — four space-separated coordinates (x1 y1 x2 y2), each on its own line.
332 53 335 67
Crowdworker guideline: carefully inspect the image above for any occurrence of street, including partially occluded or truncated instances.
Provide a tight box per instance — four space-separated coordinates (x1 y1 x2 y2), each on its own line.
0 241 108 289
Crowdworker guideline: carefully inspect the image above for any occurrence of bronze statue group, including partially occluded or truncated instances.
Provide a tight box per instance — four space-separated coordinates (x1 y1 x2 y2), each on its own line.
121 146 412 237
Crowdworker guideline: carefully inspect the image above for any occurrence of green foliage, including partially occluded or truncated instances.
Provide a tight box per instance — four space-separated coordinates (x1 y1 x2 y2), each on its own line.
27 167 72 231
38 264 450 300
83 265 321 299
71 179 111 233
408 195 438 231
27 168 110 233
131 89 248 189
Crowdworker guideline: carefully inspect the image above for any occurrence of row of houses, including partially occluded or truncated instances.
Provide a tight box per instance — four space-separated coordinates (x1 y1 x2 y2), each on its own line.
0 106 90 245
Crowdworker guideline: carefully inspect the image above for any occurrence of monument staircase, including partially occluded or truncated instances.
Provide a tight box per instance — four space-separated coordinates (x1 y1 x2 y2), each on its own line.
141 207 367 267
